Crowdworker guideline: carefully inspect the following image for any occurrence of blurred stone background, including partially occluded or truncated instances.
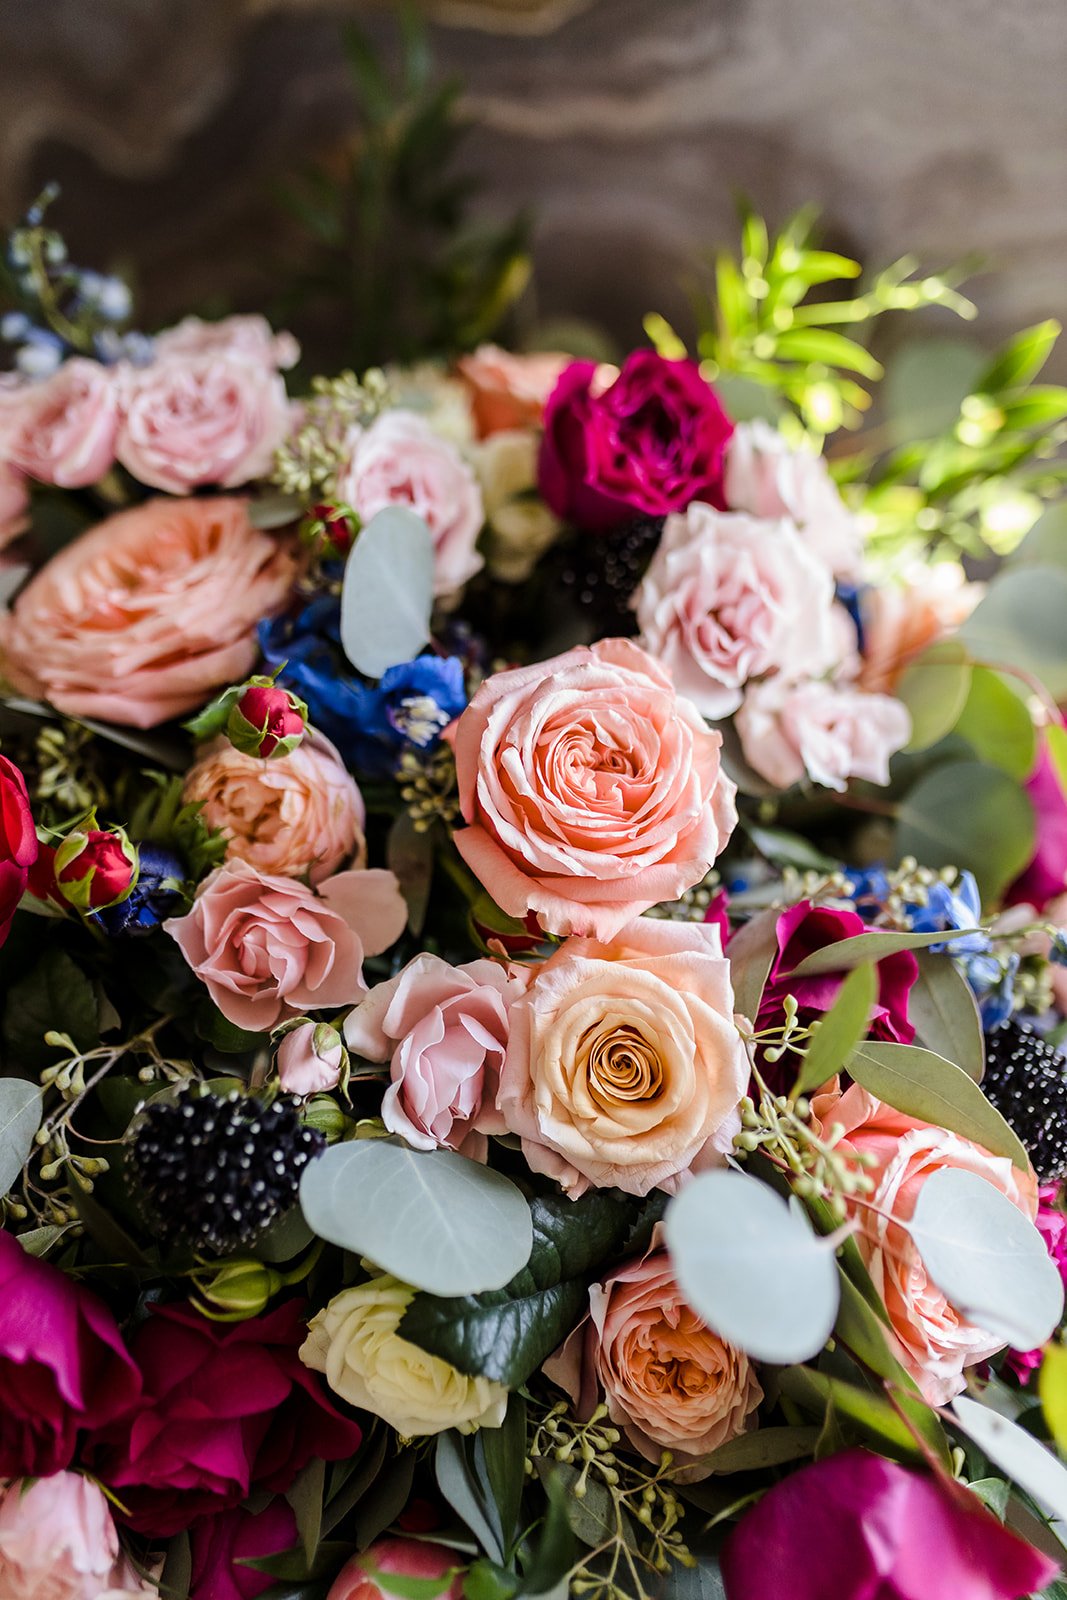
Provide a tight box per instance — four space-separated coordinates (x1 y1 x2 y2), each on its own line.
1 0 1064 368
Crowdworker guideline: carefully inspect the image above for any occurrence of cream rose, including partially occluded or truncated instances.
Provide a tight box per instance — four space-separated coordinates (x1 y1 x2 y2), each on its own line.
473 428 562 584
497 915 749 1197
301 1272 508 1437
724 418 864 579
736 676 911 792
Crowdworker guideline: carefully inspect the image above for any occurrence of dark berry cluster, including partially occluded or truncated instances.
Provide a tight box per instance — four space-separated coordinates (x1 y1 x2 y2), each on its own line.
982 1019 1067 1183
558 516 664 629
127 1085 324 1255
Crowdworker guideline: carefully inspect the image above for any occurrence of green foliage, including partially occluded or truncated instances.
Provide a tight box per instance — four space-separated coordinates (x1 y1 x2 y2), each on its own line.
893 759 1036 903
846 1041 1028 1169
2 946 99 1071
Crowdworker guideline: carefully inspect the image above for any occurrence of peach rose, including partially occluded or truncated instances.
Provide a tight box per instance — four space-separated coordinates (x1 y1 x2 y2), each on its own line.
115 349 293 493
0 462 29 550
0 497 297 727
335 409 484 597
0 1471 141 1600
165 857 406 1031
453 637 737 941
155 312 299 371
327 1538 463 1600
5 357 119 487
345 954 528 1158
736 676 911 791
184 732 365 884
497 915 749 1197
724 419 864 579
545 1244 763 1477
633 503 840 718
815 1082 1038 1404
457 344 569 437
858 563 983 694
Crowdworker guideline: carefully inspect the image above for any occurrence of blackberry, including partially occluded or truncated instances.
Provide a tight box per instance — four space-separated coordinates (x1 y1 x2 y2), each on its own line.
127 1084 324 1255
558 516 664 630
982 1020 1067 1182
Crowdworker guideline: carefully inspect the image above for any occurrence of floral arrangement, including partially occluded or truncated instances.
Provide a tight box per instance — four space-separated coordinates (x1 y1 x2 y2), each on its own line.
3 184 1067 1600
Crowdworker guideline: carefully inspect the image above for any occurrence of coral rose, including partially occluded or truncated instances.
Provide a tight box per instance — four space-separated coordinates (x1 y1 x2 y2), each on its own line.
724 419 865 579
815 1083 1038 1404
497 915 749 1197
858 562 981 695
457 344 568 437
328 1537 464 1600
5 357 119 487
301 1272 508 1437
165 858 406 1031
336 409 484 596
546 1244 762 1477
184 733 365 885
737 676 911 791
0 497 297 728
633 503 840 718
0 1472 143 1600
452 637 737 941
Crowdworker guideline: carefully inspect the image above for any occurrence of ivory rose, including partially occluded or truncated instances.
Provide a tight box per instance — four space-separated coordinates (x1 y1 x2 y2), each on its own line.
497 915 749 1197
546 1245 762 1477
6 357 119 487
336 409 484 596
815 1083 1039 1404
724 419 865 578
165 858 406 1031
0 1472 141 1600
301 1272 508 1437
737 676 911 791
184 733 365 884
0 497 297 728
633 503 840 718
457 344 568 437
345 954 528 1157
327 1538 464 1600
452 637 737 942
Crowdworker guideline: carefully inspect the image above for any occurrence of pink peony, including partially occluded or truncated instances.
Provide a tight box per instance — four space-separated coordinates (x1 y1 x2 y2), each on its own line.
723 418 864 578
155 313 299 371
4 357 119 487
452 637 737 941
188 1500 299 1600
0 1472 143 1600
736 675 911 791
633 503 839 718
457 344 568 438
336 409 484 596
165 857 406 1031
0 497 297 728
344 953 527 1157
327 1537 464 1600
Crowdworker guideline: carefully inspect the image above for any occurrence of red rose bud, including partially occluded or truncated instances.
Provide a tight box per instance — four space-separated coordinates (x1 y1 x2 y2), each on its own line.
54 827 138 913
227 682 307 760
300 501 359 559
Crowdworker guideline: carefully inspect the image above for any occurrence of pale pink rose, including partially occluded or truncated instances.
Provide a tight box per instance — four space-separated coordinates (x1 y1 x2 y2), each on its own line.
115 350 293 493
155 313 299 371
858 562 983 694
457 344 569 438
0 1472 141 1600
453 637 737 942
277 1020 347 1095
336 409 484 596
497 916 748 1197
724 419 864 579
736 676 911 792
6 358 119 488
327 1537 463 1600
0 497 297 728
165 858 407 1031
184 733 365 885
345 954 529 1158
545 1242 762 1478
0 462 29 549
633 503 839 718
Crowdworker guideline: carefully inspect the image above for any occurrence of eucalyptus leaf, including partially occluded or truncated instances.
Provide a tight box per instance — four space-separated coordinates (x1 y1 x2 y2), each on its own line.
340 506 434 679
910 1169 1064 1348
952 1396 1067 1524
657 1557 727 1599
436 1432 505 1564
664 1169 839 1364
847 1042 1028 1170
954 668 1036 780
3 947 99 1071
0 1078 42 1198
895 639 973 752
789 927 978 977
793 964 875 1096
894 759 1035 904
1011 503 1067 569
909 950 985 1081
299 1141 532 1296
961 566 1067 702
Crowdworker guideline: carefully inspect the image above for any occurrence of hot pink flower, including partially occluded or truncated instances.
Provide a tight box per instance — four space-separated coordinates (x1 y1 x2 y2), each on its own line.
736 675 911 792
1007 1183 1067 1381
5 358 119 487
188 1500 298 1600
0 752 38 948
327 1538 464 1600
1008 734 1067 909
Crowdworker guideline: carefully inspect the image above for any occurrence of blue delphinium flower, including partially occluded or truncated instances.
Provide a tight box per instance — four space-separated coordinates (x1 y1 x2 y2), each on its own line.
973 953 1021 1029
841 866 891 922
91 843 185 937
905 870 989 956
835 580 867 655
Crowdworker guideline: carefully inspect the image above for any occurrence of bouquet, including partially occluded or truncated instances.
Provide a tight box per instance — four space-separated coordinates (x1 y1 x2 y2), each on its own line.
2 186 1067 1600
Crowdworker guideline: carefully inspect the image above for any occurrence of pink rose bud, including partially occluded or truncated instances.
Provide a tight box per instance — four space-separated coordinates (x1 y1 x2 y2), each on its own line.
327 1537 464 1600
228 681 307 759
54 826 138 912
276 1020 348 1095
301 501 360 558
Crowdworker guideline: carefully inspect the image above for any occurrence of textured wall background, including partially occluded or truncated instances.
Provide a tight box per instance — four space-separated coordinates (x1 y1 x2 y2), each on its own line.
1 0 1064 365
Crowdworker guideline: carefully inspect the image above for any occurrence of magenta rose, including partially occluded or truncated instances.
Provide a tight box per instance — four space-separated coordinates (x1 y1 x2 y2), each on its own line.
1008 734 1067 909
538 351 733 531
0 1230 140 1478
720 1449 1057 1600
0 753 38 948
88 1298 363 1537
188 1500 299 1600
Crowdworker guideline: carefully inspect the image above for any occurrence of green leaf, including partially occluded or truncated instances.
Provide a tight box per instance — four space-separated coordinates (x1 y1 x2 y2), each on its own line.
387 808 435 937
911 1170 1065 1349
664 1169 839 1364
0 1078 42 1198
789 927 980 977
894 759 1035 904
285 1458 324 1570
518 1466 579 1598
833 1270 917 1389
1010 503 1067 569
657 1558 727 1600
961 566 1067 702
772 328 883 380
744 822 837 872
977 319 1061 395
793 964 876 1096
193 998 263 1055
895 639 973 752
883 338 987 442
954 668 1036 779
698 1425 821 1475
777 1366 931 1463
2 947 98 1070
340 507 434 679
480 1394 526 1556
436 1432 505 1564
299 1141 532 1296
967 1477 1011 1520
909 950 984 1081
726 908 780 1022
847 1041 1029 1170
952 1395 1067 1523
532 1459 637 1554
1039 1343 1067 1456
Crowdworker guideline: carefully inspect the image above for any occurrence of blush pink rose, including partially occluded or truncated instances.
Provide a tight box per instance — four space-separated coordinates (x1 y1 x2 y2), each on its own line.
327 1538 463 1600
498 916 749 1197
453 637 737 941
344 954 528 1157
0 1472 142 1600
116 350 293 493
276 1020 347 1095
737 676 911 791
156 313 299 371
336 409 484 597
814 1083 1039 1405
724 419 864 579
546 1243 762 1478
634 503 839 718
184 733 365 885
0 497 297 727
5 357 119 487
165 858 407 1031
0 462 29 548
456 344 569 438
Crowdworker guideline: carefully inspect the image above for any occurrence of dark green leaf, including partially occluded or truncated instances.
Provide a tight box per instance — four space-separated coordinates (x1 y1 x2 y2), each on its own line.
353 1448 416 1550
518 1466 579 1597
847 1042 1029 1169
3 947 98 1070
894 760 1035 903
697 1425 820 1475
725 908 780 1021
436 1432 504 1564
387 809 435 936
286 1457 325 1570
532 1459 638 1554
909 950 984 1081
480 1393 527 1557
778 1366 946 1464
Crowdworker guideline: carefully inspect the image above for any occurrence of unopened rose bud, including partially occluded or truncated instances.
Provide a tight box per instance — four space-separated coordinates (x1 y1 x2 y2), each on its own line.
195 1257 282 1318
301 501 360 559
53 826 138 912
227 681 307 760
301 1093 353 1144
276 1020 348 1096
